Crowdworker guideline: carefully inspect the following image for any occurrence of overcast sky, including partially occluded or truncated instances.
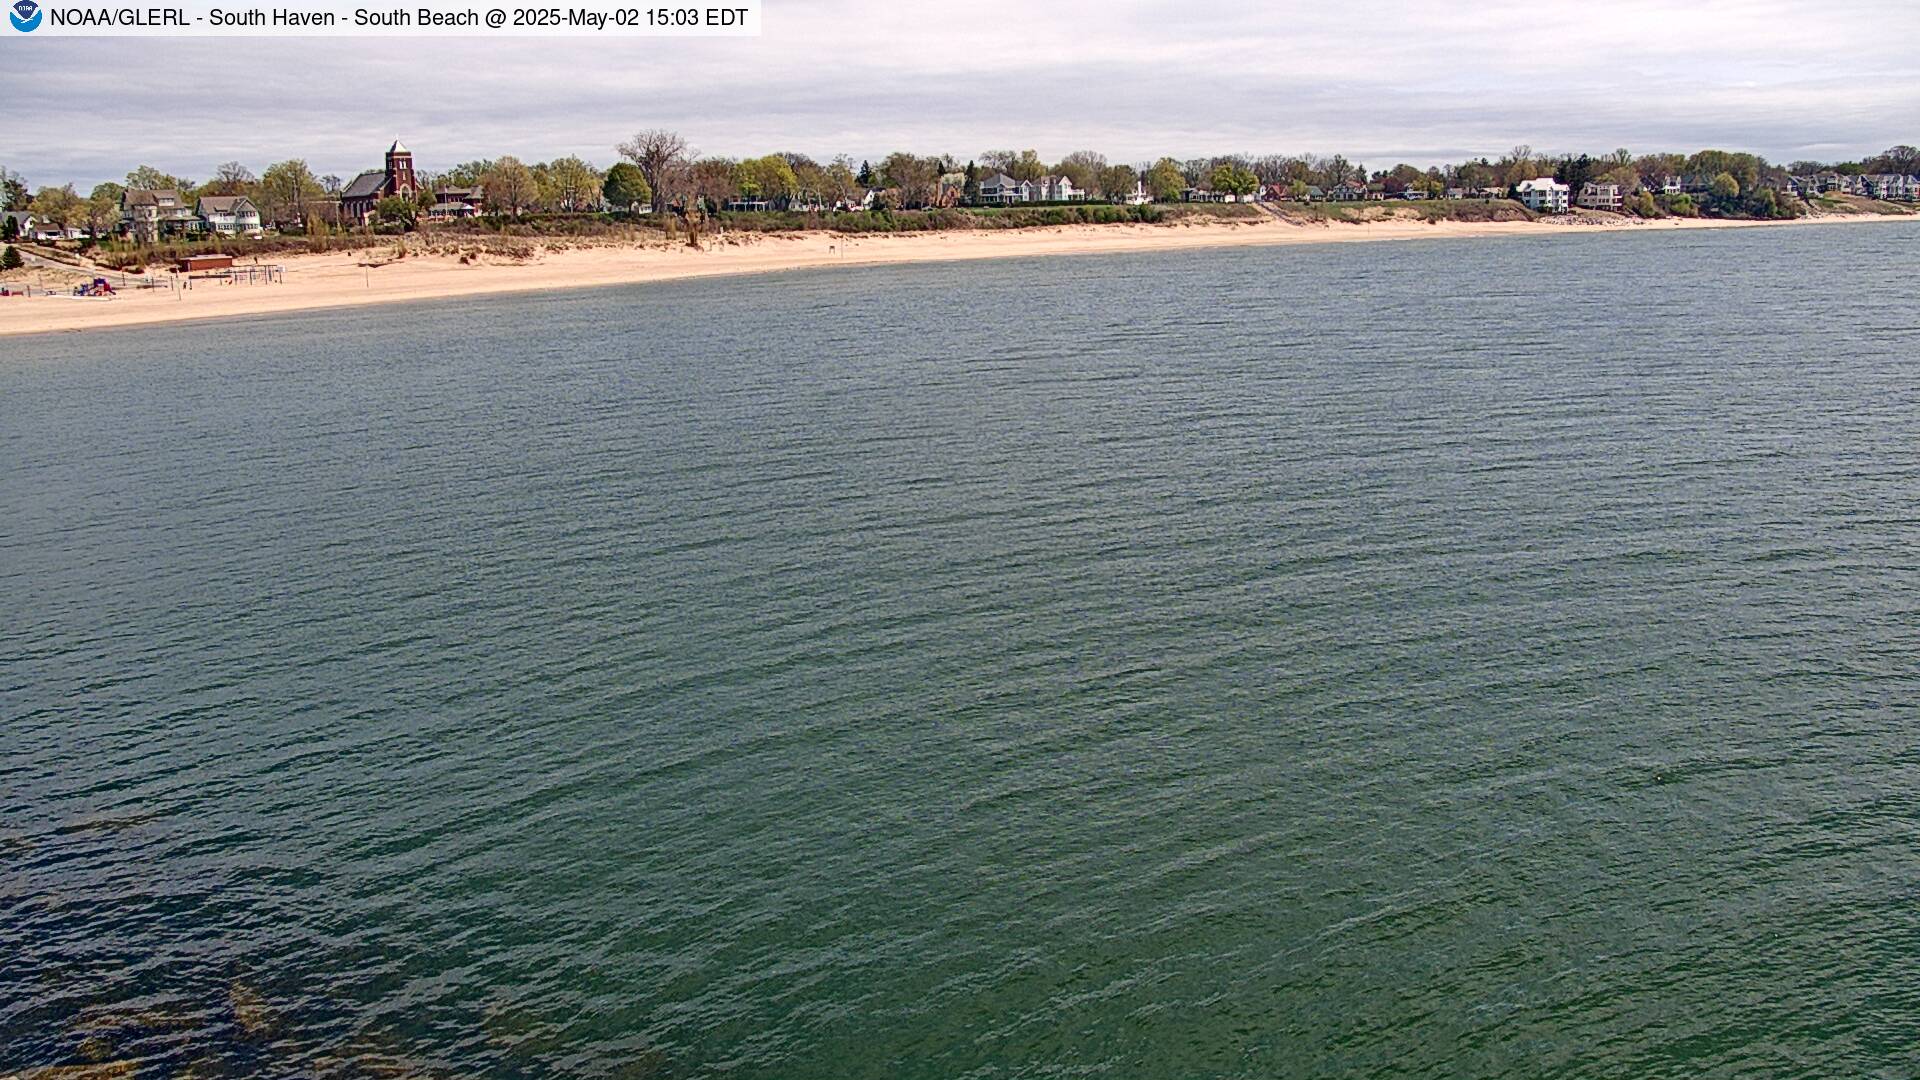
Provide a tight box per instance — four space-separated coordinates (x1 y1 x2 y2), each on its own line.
4 0 1917 188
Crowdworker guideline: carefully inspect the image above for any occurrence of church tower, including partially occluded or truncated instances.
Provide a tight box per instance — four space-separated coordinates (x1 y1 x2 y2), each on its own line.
385 140 417 200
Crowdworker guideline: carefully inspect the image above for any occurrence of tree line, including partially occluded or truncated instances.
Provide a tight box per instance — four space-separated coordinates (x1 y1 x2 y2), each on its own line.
4 140 1914 241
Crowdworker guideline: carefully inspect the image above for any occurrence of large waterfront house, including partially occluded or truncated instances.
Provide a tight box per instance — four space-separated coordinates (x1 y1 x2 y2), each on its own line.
975 172 1027 204
972 172 1084 204
1860 174 1919 201
1576 181 1623 212
1328 181 1368 201
340 140 421 225
1033 175 1083 202
1785 172 1916 202
195 195 265 237
121 189 198 242
1516 177 1571 213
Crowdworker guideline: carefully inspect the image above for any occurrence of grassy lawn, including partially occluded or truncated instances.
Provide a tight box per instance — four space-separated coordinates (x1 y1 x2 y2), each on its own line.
1812 194 1918 216
1274 198 1537 224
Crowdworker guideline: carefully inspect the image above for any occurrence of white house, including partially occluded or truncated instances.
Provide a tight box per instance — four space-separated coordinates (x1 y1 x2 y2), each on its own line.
1123 180 1152 205
1032 175 1083 202
3 210 33 239
1517 177 1571 213
196 195 265 237
1576 182 1623 212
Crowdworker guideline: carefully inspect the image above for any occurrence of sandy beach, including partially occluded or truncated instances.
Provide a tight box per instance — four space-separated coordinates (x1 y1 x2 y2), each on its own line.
1 212 1910 338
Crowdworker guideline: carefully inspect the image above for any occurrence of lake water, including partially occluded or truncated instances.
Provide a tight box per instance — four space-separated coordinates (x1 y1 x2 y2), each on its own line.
4 221 1920 1079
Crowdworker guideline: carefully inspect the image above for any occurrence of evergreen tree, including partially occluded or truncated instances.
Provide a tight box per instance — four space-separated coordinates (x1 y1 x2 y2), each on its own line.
1 245 23 272
856 160 874 188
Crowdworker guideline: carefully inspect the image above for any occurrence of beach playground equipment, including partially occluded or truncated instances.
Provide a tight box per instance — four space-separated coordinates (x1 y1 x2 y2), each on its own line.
74 277 116 297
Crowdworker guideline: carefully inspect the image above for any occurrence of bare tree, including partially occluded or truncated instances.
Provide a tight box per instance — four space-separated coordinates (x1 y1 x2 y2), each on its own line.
209 161 256 196
616 129 690 215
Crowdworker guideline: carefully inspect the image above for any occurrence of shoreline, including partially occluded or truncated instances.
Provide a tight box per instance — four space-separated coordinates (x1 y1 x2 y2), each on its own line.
2 212 1912 338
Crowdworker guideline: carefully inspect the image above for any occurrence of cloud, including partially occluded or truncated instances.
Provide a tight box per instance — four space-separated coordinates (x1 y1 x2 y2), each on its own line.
2 0 1915 187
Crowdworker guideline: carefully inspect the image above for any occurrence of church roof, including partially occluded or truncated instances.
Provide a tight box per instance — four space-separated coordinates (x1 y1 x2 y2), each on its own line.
341 170 387 200
389 140 409 154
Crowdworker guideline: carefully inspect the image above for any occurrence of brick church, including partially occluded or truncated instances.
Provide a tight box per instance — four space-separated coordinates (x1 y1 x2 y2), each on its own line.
340 141 419 225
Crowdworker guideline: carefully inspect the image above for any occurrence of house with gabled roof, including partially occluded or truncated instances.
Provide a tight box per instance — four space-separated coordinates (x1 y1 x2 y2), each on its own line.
196 195 265 237
1516 177 1570 213
121 189 197 242
975 172 1031 204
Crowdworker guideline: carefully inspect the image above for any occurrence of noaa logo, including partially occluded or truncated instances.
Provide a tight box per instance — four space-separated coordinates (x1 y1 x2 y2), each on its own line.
9 0 40 30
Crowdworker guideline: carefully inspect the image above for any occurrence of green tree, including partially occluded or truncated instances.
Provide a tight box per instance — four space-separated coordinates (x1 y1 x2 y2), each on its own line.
1 167 28 212
982 149 1046 182
374 195 417 230
439 160 496 188
1687 151 1762 196
29 184 82 234
481 157 538 216
85 182 124 237
258 160 324 230
602 163 652 213
823 157 860 207
125 165 192 192
1208 164 1258 197
1099 163 1138 201
790 158 828 208
1 244 22 271
542 155 604 212
1709 172 1740 200
1 215 17 242
735 154 799 204
1554 154 1601 197
1146 157 1185 201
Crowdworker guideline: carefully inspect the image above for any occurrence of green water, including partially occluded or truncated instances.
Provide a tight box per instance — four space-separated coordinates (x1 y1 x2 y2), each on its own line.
4 223 1920 1078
